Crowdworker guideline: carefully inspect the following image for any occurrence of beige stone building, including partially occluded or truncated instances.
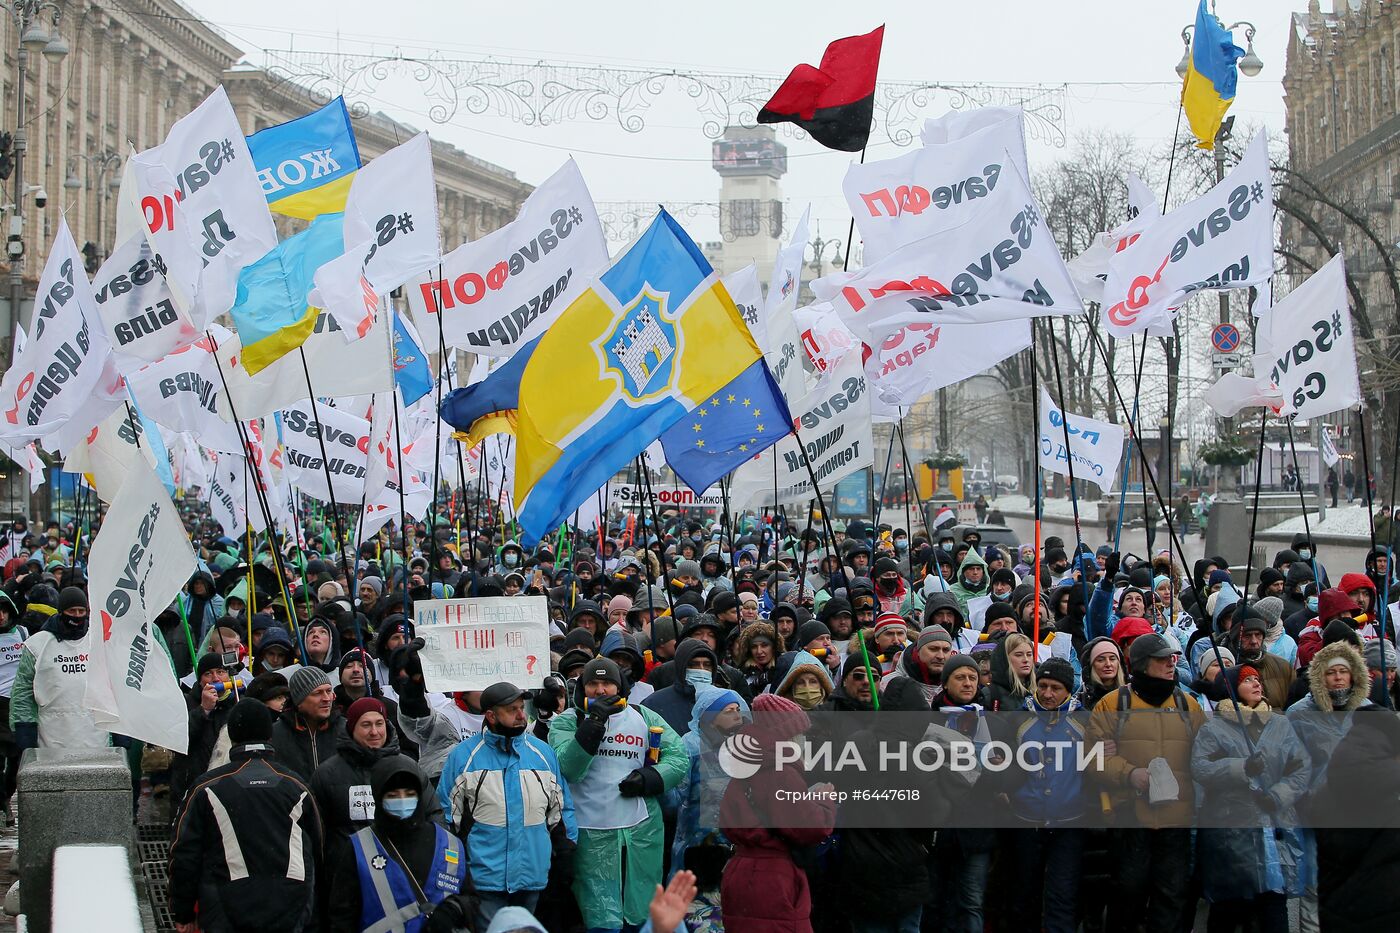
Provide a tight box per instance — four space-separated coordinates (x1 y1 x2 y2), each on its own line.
1282 0 1400 337
0 0 531 323
0 0 530 512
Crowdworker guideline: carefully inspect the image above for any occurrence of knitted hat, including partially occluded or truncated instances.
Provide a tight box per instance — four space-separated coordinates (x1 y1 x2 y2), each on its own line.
917 625 953 649
796 619 831 647
339 647 372 674
711 590 740 615
288 666 331 707
983 602 1017 631
1207 569 1233 588
227 698 274 744
1198 646 1236 674
581 656 624 688
196 653 230 679
873 613 907 637
941 653 979 686
747 693 811 744
1035 657 1075 691
1252 596 1284 626
58 586 87 614
1084 638 1121 668
345 697 386 732
606 594 633 618
675 559 702 580
1364 638 1399 671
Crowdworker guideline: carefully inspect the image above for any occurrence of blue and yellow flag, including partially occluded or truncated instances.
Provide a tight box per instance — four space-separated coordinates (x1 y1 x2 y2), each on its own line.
1181 0 1244 150
440 210 762 542
230 213 344 374
246 98 361 220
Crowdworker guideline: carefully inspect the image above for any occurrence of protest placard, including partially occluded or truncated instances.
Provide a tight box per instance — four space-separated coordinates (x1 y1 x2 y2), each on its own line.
414 596 549 692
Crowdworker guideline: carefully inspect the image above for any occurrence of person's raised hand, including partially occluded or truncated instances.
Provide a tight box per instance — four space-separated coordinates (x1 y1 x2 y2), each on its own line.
649 869 698 933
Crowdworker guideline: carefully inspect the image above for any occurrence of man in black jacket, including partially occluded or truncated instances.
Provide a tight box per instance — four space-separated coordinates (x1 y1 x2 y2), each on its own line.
271 667 344 780
169 699 324 933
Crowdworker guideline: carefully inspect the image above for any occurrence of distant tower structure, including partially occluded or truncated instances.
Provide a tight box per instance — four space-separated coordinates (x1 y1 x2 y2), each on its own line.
712 126 788 284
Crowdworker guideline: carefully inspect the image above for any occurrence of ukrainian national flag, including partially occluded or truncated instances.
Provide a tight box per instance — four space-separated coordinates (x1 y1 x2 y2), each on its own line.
440 210 762 542
247 98 361 220
1181 0 1245 150
229 213 344 374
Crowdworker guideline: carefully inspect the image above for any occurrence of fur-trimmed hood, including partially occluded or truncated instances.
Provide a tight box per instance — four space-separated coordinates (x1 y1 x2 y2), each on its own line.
1307 640 1370 711
732 620 783 669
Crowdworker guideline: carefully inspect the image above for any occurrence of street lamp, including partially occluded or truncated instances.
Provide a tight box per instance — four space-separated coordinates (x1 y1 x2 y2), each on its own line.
1177 17 1262 80
65 151 124 265
2 0 69 370
807 227 843 280
1176 10 1264 490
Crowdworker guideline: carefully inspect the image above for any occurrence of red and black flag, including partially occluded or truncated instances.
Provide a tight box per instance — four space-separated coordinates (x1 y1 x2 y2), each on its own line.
758 25 884 152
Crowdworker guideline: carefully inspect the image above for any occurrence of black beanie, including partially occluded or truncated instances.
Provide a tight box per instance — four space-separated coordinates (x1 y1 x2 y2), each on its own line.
227 698 274 744
1035 657 1075 692
796 619 831 647
983 602 1017 631
58 586 87 614
581 656 624 689
941 653 979 687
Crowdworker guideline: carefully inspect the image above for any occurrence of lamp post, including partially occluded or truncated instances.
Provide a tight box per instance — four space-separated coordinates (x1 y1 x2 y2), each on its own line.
1175 9 1262 499
2 0 69 371
64 150 124 266
806 227 843 282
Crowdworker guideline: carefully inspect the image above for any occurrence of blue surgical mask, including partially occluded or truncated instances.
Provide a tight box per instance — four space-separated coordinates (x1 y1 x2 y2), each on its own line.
1298 548 1313 561
895 538 908 553
382 796 418 819
685 669 712 689
1307 596 1319 613
503 553 519 567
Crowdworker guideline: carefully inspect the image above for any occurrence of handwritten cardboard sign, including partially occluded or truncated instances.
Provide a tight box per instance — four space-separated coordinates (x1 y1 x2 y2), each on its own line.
414 596 549 693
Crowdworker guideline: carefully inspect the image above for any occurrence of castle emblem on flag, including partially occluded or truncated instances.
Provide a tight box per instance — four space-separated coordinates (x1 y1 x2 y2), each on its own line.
601 286 678 401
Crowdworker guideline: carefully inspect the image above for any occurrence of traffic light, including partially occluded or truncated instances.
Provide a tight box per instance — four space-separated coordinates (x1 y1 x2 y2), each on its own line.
0 132 13 181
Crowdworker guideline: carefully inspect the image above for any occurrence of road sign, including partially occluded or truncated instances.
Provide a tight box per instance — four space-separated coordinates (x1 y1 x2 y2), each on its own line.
1212 351 1242 371
1210 323 1242 353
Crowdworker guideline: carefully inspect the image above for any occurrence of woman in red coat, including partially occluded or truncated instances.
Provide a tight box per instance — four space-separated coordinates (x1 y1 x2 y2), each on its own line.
719 694 837 933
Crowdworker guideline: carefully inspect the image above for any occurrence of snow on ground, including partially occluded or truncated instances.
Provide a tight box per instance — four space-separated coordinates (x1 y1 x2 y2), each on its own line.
1264 503 1377 537
987 494 1087 519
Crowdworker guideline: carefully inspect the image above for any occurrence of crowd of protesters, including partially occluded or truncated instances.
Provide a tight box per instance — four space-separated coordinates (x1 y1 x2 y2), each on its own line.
0 498 1397 933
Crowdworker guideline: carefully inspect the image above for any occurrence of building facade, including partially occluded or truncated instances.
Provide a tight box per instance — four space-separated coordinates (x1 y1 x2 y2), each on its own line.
0 0 532 515
1283 0 1400 329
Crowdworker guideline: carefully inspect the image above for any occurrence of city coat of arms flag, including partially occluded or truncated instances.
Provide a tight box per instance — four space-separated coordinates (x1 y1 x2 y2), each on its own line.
439 209 764 542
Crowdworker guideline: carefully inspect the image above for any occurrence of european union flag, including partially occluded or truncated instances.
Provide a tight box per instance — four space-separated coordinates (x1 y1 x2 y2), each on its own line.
391 311 433 406
661 360 791 493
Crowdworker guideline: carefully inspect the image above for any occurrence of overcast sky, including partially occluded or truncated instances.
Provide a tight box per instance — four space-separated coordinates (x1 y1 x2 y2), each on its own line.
182 0 1292 249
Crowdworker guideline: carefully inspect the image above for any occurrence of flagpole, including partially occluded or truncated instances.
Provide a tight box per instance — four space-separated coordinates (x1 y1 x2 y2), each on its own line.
719 474 737 590
296 347 354 594
1029 340 1042 653
1285 419 1324 596
636 450 675 615
896 413 916 602
1112 337 1149 551
390 395 412 616
203 331 305 659
872 425 897 530
1046 318 1089 611
1357 405 1378 552
1235 411 1270 615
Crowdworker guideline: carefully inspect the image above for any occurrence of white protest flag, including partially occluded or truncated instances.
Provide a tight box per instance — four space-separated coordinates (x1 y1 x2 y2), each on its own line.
765 206 811 404
793 302 859 376
279 400 370 503
722 265 766 351
1259 253 1360 421
0 221 116 447
818 157 1083 335
1202 371 1283 418
204 454 249 537
129 86 278 327
1067 210 1156 307
126 329 247 457
846 106 1029 264
214 310 393 420
405 159 608 356
1320 424 1341 467
864 318 1031 407
85 460 195 753
728 350 873 508
312 132 441 339
1037 387 1126 493
63 405 162 503
1126 174 1161 221
91 234 199 367
2 441 46 493
1102 131 1273 338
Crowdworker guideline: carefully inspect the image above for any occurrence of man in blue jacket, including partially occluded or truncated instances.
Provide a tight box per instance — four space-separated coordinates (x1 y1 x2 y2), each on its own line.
437 680 577 927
